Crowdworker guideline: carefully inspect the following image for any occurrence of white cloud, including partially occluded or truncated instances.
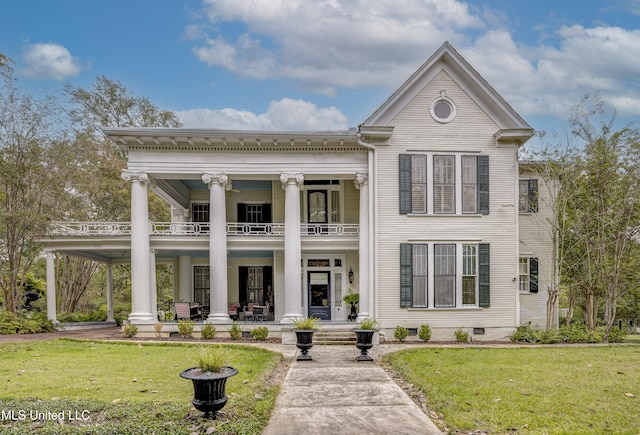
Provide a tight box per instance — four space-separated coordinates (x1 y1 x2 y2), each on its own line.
188 0 640 128
21 43 85 81
176 97 349 130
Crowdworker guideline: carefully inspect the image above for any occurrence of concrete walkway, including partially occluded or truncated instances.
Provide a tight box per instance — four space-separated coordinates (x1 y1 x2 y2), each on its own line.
263 344 443 435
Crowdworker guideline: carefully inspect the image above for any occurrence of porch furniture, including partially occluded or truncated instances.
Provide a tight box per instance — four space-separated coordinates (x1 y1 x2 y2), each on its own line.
175 302 200 321
252 306 265 322
228 303 239 320
243 303 255 321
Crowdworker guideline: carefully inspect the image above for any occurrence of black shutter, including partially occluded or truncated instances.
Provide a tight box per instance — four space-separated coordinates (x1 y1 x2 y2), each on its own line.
479 243 490 307
529 257 539 293
239 266 248 307
528 180 538 213
478 155 490 215
399 154 412 214
237 203 247 223
263 266 273 307
262 204 272 223
400 243 413 307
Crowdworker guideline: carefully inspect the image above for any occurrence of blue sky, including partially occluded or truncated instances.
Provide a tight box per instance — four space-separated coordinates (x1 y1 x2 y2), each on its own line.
2 0 639 142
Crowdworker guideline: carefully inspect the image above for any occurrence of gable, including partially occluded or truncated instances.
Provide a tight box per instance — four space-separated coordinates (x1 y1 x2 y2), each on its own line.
362 42 533 144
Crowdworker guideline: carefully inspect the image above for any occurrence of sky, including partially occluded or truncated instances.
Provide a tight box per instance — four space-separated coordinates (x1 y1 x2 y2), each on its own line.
1 0 640 143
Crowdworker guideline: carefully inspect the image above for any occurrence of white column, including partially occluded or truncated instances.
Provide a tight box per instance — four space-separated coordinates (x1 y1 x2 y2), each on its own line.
178 255 192 302
45 251 57 324
355 173 370 320
202 173 231 323
106 265 114 322
280 173 304 323
122 170 154 323
150 249 158 321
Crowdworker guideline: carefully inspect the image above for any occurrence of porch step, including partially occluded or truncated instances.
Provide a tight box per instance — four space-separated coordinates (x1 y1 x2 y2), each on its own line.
313 329 357 345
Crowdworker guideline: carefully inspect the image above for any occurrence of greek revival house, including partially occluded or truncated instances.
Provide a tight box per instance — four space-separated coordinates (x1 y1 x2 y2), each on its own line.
41 42 557 340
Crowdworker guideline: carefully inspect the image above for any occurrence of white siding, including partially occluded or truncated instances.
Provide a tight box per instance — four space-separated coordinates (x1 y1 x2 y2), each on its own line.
519 169 557 328
375 70 520 334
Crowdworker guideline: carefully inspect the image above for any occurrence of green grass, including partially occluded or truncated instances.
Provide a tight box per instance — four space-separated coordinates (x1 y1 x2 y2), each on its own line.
384 346 640 434
0 339 283 434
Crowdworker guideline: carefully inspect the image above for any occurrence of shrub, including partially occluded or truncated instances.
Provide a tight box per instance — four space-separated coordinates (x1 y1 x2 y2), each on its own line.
560 323 597 343
418 324 431 342
454 328 469 343
291 316 320 330
177 319 195 338
250 326 269 341
357 318 380 330
0 309 54 334
394 326 409 342
228 321 242 340
536 328 561 344
599 326 626 343
201 323 217 339
123 323 138 338
153 322 163 337
510 325 538 343
196 346 229 373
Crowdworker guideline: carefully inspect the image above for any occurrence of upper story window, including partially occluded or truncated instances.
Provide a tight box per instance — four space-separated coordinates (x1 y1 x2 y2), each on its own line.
430 92 457 123
191 203 209 223
519 179 538 213
302 181 342 224
400 154 489 215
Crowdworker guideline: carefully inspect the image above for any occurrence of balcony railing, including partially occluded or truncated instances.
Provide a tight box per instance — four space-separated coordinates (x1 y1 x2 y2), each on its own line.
48 222 359 237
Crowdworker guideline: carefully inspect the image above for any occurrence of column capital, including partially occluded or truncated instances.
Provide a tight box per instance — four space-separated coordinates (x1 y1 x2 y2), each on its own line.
354 172 368 190
202 172 232 191
121 170 150 185
280 173 304 189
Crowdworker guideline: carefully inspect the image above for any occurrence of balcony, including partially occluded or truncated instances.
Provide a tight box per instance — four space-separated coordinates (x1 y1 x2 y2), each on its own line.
47 222 359 237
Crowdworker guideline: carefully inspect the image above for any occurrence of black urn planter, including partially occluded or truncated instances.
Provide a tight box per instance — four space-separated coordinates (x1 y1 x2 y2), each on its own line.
180 366 238 419
353 329 375 361
294 329 315 361
347 303 358 321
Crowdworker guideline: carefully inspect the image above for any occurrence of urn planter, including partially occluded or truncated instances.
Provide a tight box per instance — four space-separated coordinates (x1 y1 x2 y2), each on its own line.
180 366 238 419
293 329 316 361
353 329 375 361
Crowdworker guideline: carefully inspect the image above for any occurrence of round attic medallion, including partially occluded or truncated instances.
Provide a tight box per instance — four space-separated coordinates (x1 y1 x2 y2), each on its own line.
430 94 456 123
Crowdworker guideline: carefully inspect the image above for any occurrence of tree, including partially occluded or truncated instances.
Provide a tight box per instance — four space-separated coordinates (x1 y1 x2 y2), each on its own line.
52 76 183 314
557 95 640 340
0 61 72 313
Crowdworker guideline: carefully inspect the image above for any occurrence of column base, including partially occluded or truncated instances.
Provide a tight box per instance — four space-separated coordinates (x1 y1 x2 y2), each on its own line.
356 313 371 322
127 312 156 324
280 313 304 324
206 313 233 324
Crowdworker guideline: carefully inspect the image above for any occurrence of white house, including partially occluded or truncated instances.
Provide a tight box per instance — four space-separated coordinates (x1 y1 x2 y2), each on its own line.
40 42 556 341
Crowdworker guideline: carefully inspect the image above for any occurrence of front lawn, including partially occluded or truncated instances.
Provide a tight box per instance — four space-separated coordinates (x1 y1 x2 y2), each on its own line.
384 346 640 434
0 339 283 434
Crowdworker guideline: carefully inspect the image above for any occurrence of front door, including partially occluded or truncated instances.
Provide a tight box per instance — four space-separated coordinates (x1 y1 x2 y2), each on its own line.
308 271 331 320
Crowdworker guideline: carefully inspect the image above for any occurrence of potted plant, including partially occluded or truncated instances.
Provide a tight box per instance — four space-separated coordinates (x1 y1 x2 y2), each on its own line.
343 293 359 321
180 346 238 419
291 317 320 361
352 317 379 361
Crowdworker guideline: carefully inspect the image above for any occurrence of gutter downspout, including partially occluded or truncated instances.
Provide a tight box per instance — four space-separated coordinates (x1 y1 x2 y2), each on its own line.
357 134 378 322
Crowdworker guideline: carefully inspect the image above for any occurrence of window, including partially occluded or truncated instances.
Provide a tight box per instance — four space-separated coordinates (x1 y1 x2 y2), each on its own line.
400 242 490 308
519 179 538 213
434 244 456 307
193 266 210 306
430 95 457 123
462 156 477 213
462 245 477 305
412 244 428 306
519 257 538 293
399 154 489 215
191 203 209 222
238 203 272 223
411 155 427 214
434 156 455 213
